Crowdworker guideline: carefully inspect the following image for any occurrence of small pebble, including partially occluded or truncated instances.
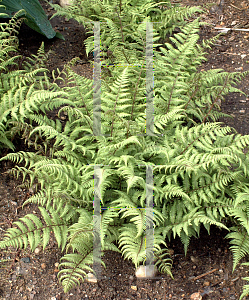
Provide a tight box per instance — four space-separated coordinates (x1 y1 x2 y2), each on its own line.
34 248 40 255
21 257 30 263
168 248 174 256
85 273 97 283
190 292 202 300
136 265 157 278
190 256 200 264
203 281 210 286
60 0 73 7
41 263 46 269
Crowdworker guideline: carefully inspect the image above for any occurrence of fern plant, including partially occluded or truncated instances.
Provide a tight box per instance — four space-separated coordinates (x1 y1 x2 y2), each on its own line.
1 1 249 299
50 0 244 123
49 0 203 68
0 11 73 152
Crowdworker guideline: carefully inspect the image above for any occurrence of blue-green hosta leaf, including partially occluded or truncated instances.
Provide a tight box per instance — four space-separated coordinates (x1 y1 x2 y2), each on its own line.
0 0 64 40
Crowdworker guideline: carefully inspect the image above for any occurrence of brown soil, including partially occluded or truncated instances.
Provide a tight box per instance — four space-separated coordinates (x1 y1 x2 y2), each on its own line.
1 0 249 299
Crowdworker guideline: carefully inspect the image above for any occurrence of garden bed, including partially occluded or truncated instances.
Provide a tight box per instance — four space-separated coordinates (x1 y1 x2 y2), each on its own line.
0 0 249 299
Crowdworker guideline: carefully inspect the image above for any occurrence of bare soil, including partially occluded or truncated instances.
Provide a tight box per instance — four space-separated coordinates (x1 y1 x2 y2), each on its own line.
1 0 249 299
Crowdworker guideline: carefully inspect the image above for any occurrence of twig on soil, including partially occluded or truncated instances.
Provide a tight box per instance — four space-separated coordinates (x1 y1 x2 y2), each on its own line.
223 52 245 55
0 171 10 175
231 277 240 282
230 4 245 11
15 205 23 215
191 268 218 281
7 249 21 274
214 27 249 33
3 216 12 228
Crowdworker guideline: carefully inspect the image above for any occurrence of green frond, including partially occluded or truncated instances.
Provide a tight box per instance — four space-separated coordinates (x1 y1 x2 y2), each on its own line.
239 264 249 299
119 224 146 268
0 206 68 251
101 208 120 244
154 248 173 278
226 227 249 272
58 252 96 293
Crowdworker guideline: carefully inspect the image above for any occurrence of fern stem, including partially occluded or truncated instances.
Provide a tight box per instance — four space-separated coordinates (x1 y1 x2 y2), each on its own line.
115 7 131 65
119 0 122 14
69 71 93 133
179 129 210 155
110 81 123 137
130 63 145 123
184 74 201 110
201 74 229 124
166 65 183 113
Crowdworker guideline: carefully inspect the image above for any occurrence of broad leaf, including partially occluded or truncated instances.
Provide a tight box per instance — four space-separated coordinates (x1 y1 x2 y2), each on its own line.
0 0 64 39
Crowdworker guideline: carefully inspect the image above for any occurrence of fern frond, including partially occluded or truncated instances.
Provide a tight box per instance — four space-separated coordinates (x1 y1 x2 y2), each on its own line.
119 226 146 267
154 248 173 278
58 252 96 293
226 227 249 272
0 206 68 251
239 264 249 300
